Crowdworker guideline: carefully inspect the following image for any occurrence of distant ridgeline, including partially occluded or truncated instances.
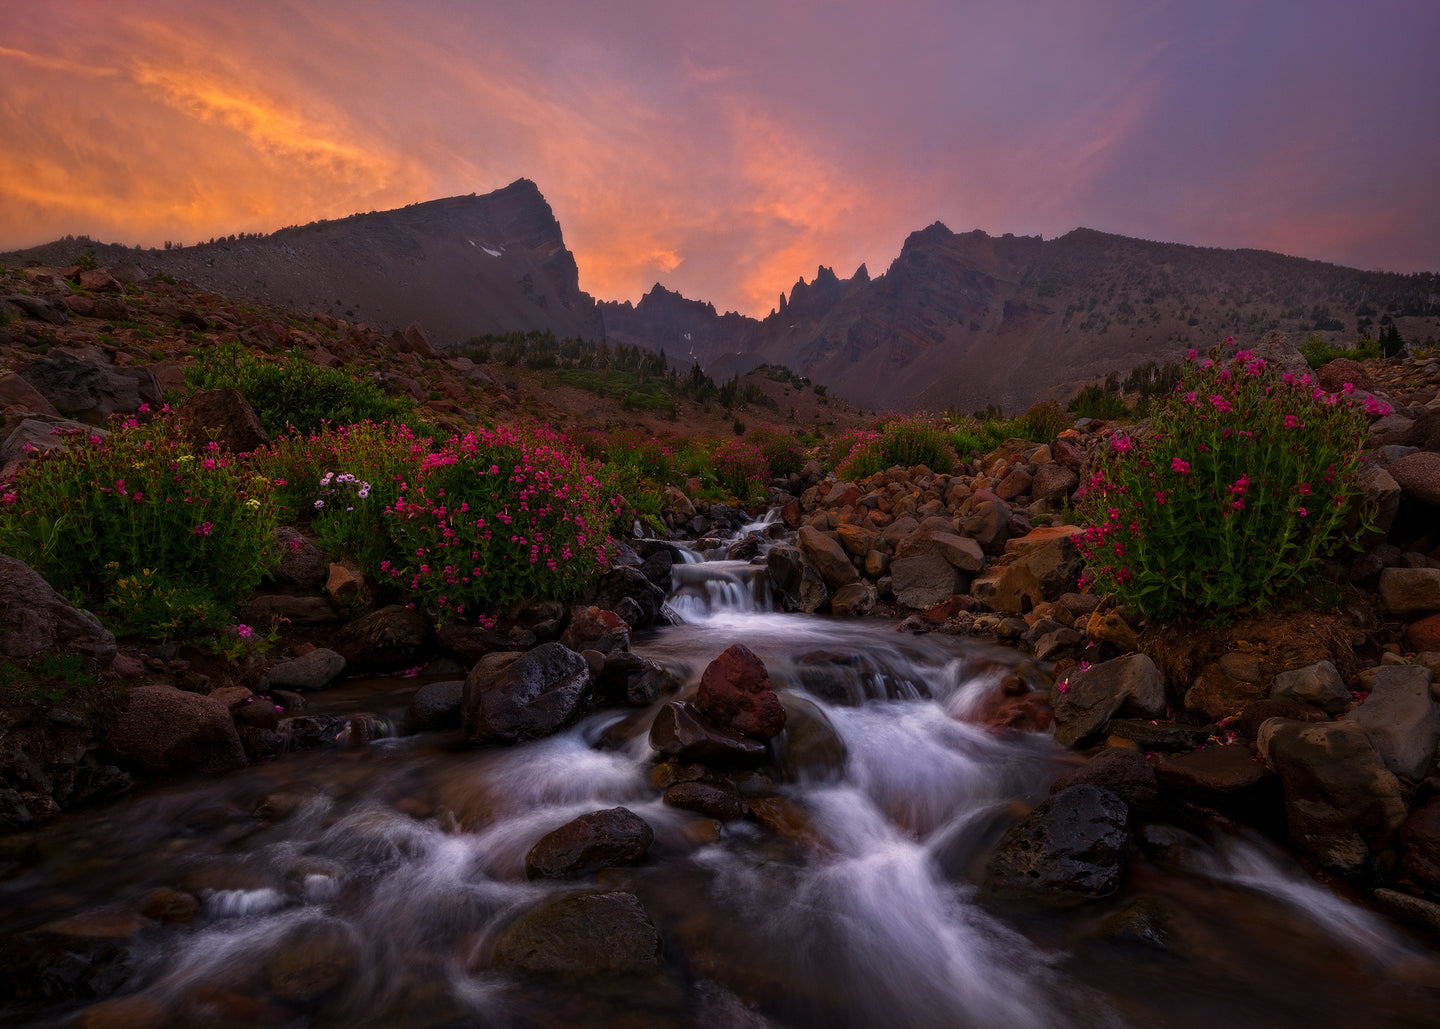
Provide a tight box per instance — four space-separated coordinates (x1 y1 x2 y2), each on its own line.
6 181 1437 414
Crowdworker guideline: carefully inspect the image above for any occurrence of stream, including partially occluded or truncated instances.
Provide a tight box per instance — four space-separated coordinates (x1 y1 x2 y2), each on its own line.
2 536 1439 1027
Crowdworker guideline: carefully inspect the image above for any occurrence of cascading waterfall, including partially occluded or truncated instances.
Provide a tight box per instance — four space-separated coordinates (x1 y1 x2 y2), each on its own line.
2 532 1437 1028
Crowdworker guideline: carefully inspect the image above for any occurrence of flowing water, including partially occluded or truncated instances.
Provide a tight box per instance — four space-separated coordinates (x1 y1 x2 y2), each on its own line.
3 540 1440 1027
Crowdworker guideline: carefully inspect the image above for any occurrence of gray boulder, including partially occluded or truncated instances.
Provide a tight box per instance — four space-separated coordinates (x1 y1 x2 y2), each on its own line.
107 685 247 774
1269 660 1353 716
18 352 161 425
524 807 654 879
265 648 346 692
1379 567 1440 619
1342 665 1438 780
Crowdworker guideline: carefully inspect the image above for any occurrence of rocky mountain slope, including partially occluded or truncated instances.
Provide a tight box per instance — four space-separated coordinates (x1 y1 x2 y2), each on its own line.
8 183 1439 416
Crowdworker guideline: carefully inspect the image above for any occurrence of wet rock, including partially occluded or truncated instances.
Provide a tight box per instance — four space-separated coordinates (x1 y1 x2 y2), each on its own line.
265 647 346 691
829 581 876 617
462 642 593 744
1053 654 1166 747
560 605 630 653
663 780 746 820
592 566 667 629
264 917 360 1004
1051 747 1159 813
985 784 1130 901
648 701 769 765
1342 665 1438 779
1379 567 1440 619
696 643 786 739
269 526 327 590
596 651 680 707
141 888 199 924
797 525 859 589
107 685 247 774
0 556 116 671
493 890 662 979
176 388 268 454
525 807 655 879
1257 717 1407 873
775 695 848 783
407 679 465 732
332 604 434 674
1269 660 1352 716
766 544 829 613
72 995 172 1028
639 548 674 588
281 713 351 750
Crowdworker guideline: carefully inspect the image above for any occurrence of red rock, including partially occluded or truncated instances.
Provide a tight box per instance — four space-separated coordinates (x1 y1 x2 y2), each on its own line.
1404 614 1440 653
780 498 803 528
697 643 786 739
966 691 1054 733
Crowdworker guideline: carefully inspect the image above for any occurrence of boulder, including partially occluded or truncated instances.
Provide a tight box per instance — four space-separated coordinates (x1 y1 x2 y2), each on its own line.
648 701 769 765
891 553 963 610
0 556 116 671
493 891 662 979
269 527 328 591
17 353 161 425
985 784 1130 900
107 685 247 774
591 566 667 628
0 371 61 417
1399 796 1440 893
265 648 346 692
264 917 360 1004
1341 665 1438 779
407 679 465 732
176 388 268 454
766 544 829 613
1052 654 1166 746
1050 747 1159 813
463 642 593 744
331 605 434 673
524 807 654 879
1379 568 1440 619
696 643 786 739
596 652 680 707
1184 656 1268 722
1032 463 1079 503
1257 718 1407 873
560 606 630 654
663 780 746 820
796 525 859 589
1405 614 1440 653
1154 744 1269 798
1269 660 1353 716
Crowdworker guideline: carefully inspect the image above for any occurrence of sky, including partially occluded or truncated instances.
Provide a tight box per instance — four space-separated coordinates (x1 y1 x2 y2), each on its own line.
2 1 1437 317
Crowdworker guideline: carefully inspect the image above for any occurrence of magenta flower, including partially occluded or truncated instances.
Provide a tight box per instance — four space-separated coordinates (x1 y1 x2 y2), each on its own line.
1171 457 1191 474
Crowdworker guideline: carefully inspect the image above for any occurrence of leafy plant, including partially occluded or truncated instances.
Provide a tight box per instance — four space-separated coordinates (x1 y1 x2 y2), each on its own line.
0 413 277 634
711 439 769 503
184 343 415 435
1075 344 1381 618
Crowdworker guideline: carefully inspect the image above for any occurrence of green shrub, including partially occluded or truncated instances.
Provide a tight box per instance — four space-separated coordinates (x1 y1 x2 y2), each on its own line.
184 343 414 435
1075 345 1382 618
1019 401 1071 442
1298 333 1379 369
1067 384 1130 421
748 425 806 478
0 414 277 635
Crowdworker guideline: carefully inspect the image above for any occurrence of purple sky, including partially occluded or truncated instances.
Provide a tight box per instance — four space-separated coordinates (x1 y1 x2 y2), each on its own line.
2 1 1436 316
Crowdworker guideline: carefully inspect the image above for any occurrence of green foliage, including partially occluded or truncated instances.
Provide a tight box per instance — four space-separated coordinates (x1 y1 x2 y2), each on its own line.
0 414 278 635
1018 401 1071 442
830 416 957 479
0 650 96 705
1298 332 1379 369
75 250 99 272
184 343 414 435
1075 347 1381 618
1067 384 1130 421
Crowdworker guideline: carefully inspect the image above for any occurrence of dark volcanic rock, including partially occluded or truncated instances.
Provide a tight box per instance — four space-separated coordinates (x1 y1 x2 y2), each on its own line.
663 780 746 820
524 807 654 879
648 701 769 765
107 685 247 774
331 605 435 673
986 784 1130 901
591 566 667 628
18 352 161 425
406 679 465 732
462 642 593 744
0 556 116 671
696 643 786 739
